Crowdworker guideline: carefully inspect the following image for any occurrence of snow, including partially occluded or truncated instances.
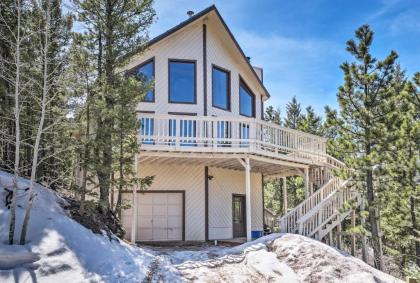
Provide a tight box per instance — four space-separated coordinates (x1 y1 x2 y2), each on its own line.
0 171 155 282
0 171 403 283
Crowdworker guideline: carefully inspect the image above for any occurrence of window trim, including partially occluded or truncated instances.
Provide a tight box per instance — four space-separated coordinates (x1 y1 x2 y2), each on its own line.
211 64 231 112
130 57 155 103
168 59 197 105
239 76 256 118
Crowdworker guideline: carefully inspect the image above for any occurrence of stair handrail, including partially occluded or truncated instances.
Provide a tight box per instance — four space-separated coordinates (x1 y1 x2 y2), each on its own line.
279 176 342 233
296 180 359 237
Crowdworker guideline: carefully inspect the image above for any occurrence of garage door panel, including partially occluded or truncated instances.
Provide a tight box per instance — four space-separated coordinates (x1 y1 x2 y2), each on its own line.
138 228 153 241
153 194 167 204
153 216 167 228
138 216 153 227
167 215 182 227
167 194 182 204
121 192 184 242
167 204 182 216
153 204 167 216
153 228 168 240
168 228 182 240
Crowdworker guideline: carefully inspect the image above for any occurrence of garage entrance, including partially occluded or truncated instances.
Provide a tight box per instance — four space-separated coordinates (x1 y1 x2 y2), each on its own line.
122 191 185 241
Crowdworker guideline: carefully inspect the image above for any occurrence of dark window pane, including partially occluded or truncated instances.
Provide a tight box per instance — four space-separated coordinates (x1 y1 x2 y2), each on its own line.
212 67 229 110
239 82 254 117
169 61 195 103
137 60 154 102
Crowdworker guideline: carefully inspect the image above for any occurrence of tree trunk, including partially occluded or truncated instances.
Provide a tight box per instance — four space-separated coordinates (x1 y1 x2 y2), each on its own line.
366 165 384 270
360 200 368 263
20 2 50 244
8 0 22 245
410 195 420 267
80 99 90 212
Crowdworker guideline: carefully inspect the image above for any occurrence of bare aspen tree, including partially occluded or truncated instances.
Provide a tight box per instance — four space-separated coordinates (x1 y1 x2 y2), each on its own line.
0 0 25 245
19 0 51 244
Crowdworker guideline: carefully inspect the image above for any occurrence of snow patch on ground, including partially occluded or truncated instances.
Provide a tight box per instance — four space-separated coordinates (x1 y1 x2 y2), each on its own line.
0 171 403 282
0 171 155 282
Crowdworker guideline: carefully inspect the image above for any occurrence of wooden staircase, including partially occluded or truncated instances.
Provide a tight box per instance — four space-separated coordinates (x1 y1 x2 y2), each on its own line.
278 157 360 243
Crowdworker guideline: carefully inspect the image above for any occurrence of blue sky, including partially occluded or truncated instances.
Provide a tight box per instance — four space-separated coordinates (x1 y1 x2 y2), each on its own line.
150 0 420 115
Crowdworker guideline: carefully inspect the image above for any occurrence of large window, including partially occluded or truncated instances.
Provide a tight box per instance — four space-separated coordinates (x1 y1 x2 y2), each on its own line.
212 65 230 110
136 58 154 102
169 60 196 104
239 79 255 117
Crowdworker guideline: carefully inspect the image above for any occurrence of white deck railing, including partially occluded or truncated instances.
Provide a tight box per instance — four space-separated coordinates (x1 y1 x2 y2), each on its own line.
296 181 360 238
138 114 327 164
278 155 346 234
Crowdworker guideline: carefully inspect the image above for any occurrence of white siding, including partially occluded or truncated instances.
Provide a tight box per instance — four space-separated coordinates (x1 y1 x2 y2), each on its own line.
206 26 263 119
125 13 266 119
127 21 204 115
137 164 205 241
208 167 263 240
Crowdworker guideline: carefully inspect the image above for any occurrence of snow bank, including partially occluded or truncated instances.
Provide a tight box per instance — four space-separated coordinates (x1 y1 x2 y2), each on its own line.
149 234 402 283
272 234 402 283
0 171 403 283
0 171 155 283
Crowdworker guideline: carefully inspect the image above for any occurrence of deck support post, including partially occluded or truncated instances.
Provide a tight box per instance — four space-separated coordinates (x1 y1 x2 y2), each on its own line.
328 230 333 245
131 154 139 244
282 177 287 214
238 157 252 242
304 167 310 199
336 222 342 249
351 210 356 256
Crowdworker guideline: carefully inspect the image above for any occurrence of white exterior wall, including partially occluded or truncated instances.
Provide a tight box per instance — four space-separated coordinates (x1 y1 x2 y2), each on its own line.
125 14 266 119
138 164 206 241
206 26 263 119
208 167 263 240
127 21 205 115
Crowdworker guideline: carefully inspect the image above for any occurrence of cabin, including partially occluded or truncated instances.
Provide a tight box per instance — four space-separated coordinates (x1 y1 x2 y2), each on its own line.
120 5 356 244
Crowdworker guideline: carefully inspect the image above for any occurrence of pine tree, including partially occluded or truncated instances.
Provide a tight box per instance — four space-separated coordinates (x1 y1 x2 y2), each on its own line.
264 105 281 125
298 106 323 135
284 96 302 129
72 0 155 211
382 72 419 270
326 25 400 270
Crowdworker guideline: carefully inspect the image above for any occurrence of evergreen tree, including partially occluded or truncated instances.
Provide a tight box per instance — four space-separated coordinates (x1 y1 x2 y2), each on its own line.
381 72 419 270
298 106 323 135
284 96 302 129
72 0 155 211
264 105 281 125
326 25 400 270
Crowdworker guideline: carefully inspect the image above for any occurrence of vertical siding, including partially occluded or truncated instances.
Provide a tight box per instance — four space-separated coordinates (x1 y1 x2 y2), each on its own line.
208 167 263 239
136 164 205 241
125 17 265 119
129 22 204 115
206 26 262 119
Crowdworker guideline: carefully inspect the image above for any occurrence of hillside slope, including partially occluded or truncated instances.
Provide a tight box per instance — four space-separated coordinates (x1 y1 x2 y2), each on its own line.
0 172 402 282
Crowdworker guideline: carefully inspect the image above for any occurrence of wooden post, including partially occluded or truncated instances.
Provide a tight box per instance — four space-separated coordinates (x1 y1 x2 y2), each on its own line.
245 158 252 242
131 155 139 244
337 221 342 249
238 157 252 242
328 230 333 245
351 210 356 256
282 177 287 214
304 168 310 199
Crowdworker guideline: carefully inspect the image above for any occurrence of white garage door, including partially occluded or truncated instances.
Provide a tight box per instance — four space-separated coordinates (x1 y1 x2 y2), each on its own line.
121 192 183 242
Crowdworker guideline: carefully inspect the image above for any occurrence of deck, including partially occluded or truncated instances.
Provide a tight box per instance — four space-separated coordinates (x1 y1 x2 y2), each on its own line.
137 114 335 169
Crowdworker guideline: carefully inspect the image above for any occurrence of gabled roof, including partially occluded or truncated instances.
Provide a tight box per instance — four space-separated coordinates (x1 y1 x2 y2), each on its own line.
135 5 270 98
